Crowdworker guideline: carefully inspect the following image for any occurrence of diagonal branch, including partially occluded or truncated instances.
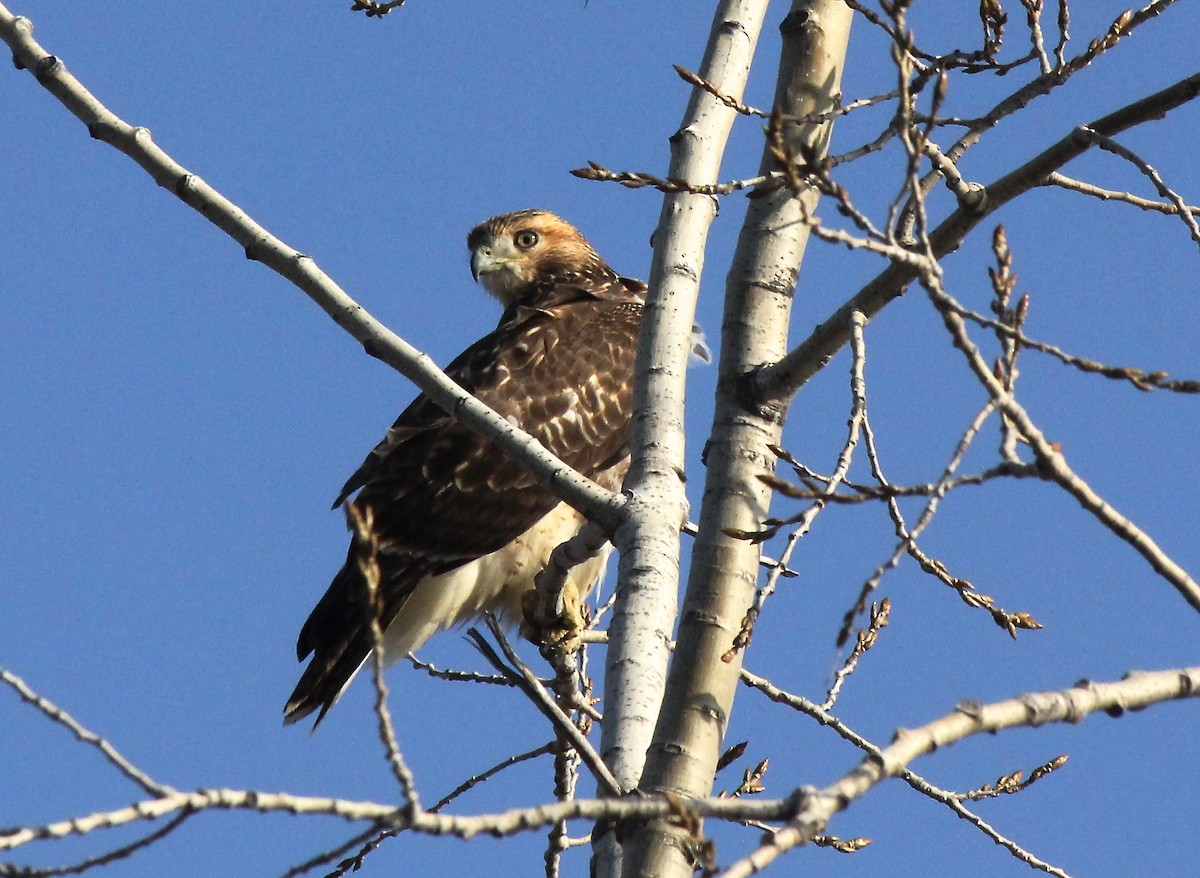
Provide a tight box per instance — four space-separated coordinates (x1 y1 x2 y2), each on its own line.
740 668 1070 877
751 71 1200 408
317 743 559 878
724 665 1200 877
468 620 622 798
1077 126 1200 246
0 5 623 533
922 274 1200 613
0 667 176 799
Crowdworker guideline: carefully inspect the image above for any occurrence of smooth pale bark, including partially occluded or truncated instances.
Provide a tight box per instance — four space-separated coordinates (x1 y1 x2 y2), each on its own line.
594 5 770 876
622 3 854 876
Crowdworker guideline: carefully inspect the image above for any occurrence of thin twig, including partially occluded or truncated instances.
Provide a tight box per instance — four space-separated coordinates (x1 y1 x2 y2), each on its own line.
922 272 1200 613
1044 171 1200 216
321 744 558 878
753 69 1200 409
822 598 890 711
1020 0 1053 74
433 743 556 812
467 620 621 797
571 161 775 196
347 503 422 813
0 668 175 798
727 310 871 547
739 667 1075 877
726 310 872 659
673 63 899 123
278 825 383 878
406 654 518 687
939 294 1200 394
0 812 192 878
1078 126 1200 247
736 669 1200 876
763 460 1038 504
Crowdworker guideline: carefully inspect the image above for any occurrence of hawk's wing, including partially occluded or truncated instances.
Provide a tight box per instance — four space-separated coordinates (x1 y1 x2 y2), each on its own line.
285 283 640 725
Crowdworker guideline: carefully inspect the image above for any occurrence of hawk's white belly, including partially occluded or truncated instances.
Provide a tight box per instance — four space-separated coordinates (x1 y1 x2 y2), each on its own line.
380 502 611 660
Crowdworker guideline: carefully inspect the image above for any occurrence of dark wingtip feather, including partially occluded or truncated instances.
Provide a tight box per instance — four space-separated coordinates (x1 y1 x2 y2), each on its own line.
282 677 336 730
283 638 364 730
285 564 370 730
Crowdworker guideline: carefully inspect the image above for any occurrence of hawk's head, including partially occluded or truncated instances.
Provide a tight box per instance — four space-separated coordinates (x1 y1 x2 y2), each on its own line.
468 209 611 305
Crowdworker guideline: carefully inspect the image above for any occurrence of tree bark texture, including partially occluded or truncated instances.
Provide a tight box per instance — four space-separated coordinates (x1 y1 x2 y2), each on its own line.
621 3 854 875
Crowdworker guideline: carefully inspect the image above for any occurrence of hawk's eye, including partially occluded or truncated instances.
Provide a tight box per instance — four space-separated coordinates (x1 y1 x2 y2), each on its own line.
514 230 539 250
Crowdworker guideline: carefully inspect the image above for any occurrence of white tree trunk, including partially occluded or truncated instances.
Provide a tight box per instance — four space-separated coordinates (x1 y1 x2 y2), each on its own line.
593 6 770 877
622 3 854 875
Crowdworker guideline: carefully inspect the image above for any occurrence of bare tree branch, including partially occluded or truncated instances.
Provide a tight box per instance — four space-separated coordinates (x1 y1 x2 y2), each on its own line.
726 666 1200 877
0 787 805 854
0 5 624 534
348 503 422 812
0 668 176 799
739 667 1073 877
469 620 622 798
1077 126 1200 246
725 309 871 660
751 72 1200 408
0 812 193 878
1044 170 1200 216
922 272 1200 613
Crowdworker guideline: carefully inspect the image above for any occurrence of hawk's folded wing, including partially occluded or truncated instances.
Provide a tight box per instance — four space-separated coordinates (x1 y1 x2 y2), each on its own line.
285 284 641 726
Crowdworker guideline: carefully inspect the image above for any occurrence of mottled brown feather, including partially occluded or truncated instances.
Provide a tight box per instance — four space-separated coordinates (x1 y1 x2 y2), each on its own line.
285 211 642 726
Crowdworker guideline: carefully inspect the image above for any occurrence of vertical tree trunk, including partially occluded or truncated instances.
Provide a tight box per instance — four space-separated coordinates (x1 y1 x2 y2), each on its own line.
594 7 769 877
622 3 854 875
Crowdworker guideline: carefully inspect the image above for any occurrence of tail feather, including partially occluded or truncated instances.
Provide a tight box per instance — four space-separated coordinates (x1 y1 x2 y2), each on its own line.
284 560 416 729
283 648 369 728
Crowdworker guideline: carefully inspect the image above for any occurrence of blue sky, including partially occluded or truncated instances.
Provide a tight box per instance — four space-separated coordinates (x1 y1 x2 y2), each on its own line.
3 3 1199 877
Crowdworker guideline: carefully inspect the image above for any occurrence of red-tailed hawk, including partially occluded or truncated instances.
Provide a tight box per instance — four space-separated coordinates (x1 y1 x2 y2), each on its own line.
284 210 647 727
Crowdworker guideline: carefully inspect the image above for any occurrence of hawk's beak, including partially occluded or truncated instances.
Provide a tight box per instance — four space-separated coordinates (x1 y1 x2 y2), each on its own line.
471 247 506 283
470 244 520 301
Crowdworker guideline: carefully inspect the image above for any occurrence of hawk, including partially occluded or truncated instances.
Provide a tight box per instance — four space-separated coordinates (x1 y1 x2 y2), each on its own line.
284 210 649 727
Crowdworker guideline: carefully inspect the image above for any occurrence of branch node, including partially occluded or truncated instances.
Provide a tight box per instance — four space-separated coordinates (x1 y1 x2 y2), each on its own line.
736 368 786 422
174 173 197 200
961 182 988 212
33 52 59 79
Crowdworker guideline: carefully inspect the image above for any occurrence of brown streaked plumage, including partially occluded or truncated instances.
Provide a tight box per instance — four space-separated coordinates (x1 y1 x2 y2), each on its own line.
284 210 645 727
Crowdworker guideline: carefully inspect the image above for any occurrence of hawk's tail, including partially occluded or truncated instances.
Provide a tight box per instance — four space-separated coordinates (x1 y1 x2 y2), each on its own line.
285 545 437 728
284 563 377 729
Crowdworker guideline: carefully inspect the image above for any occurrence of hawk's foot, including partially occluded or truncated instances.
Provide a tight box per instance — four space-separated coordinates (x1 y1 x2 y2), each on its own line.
520 581 585 652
